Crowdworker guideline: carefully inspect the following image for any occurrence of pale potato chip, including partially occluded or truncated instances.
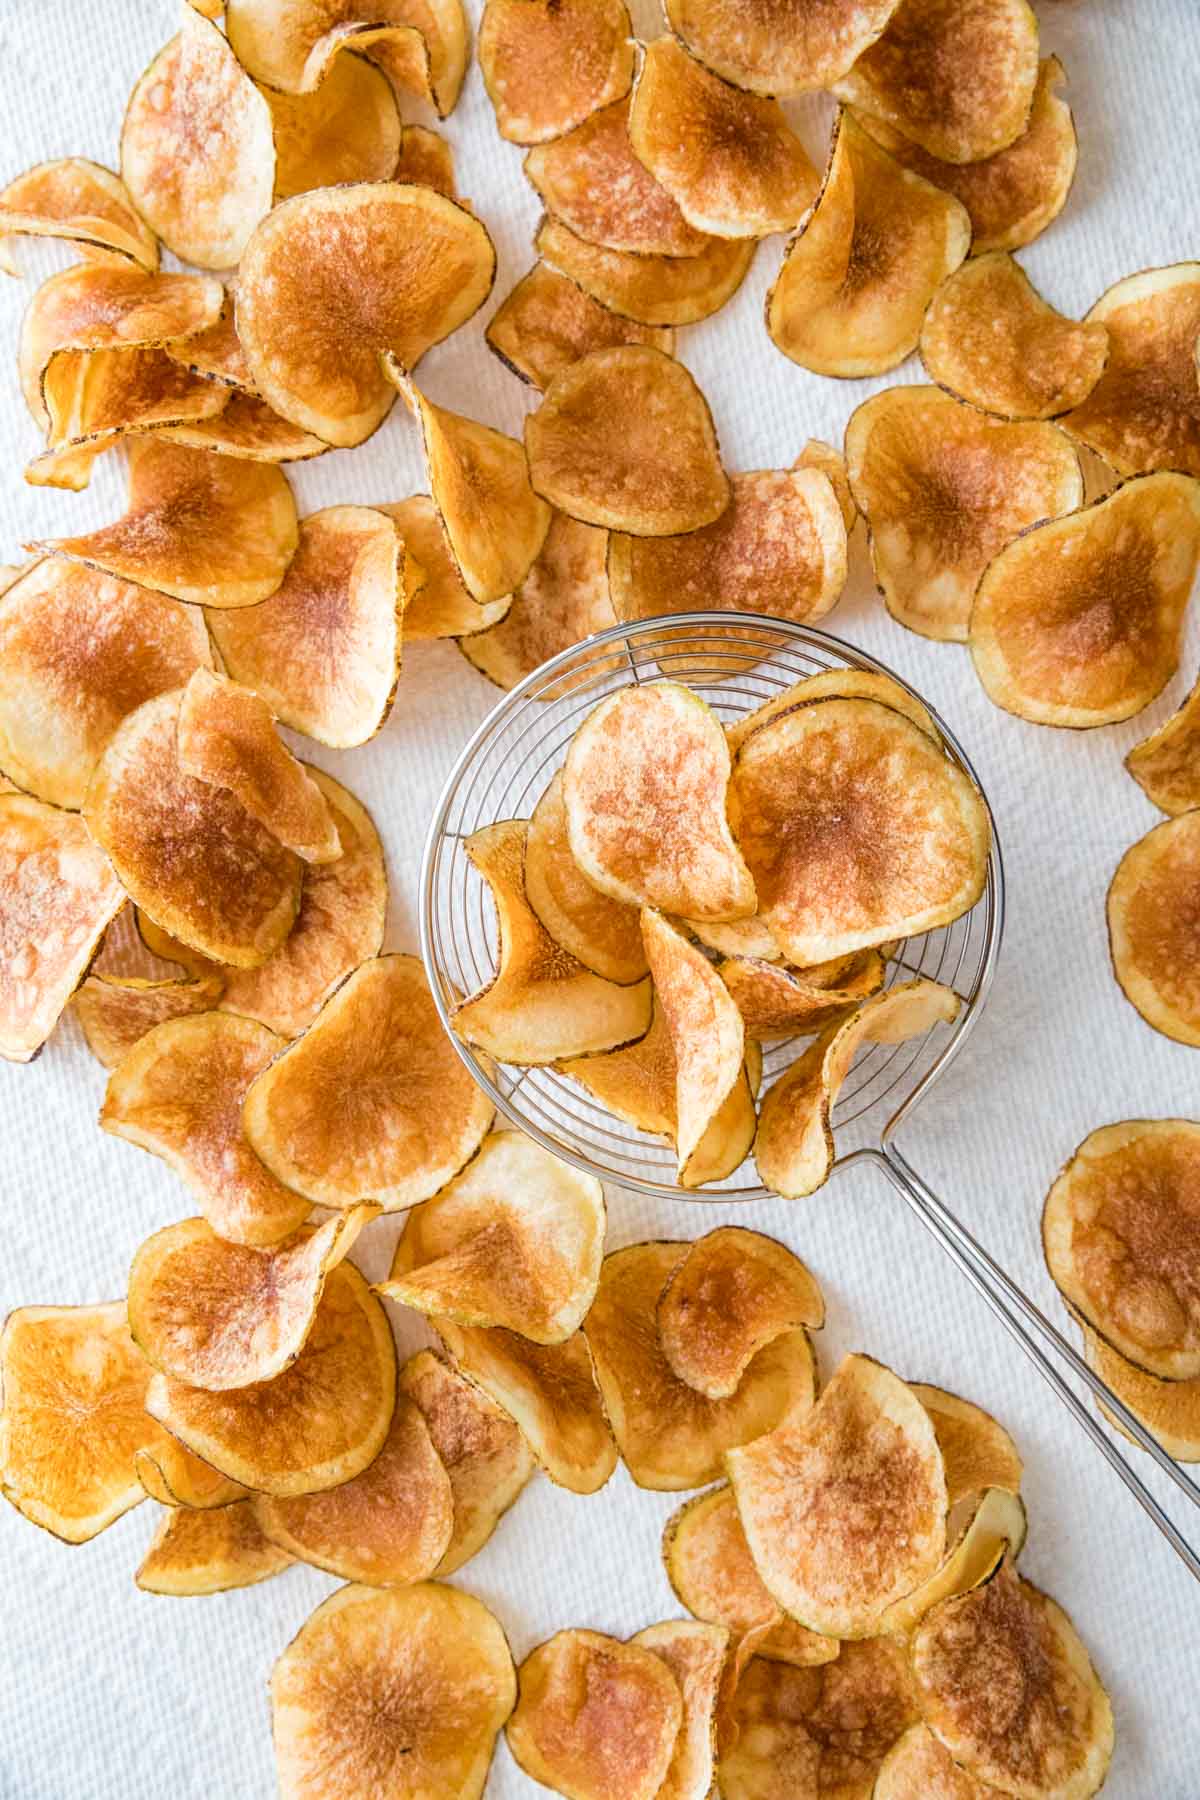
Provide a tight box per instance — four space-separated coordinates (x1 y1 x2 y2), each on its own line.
658 1229 825 1401
641 910 746 1179
526 100 710 258
266 51 402 199
664 0 901 94
910 1384 1023 1507
1085 1329 1200 1464
136 1500 294 1594
525 771 645 985
719 950 887 1039
0 158 158 278
632 1620 728 1800
227 0 469 116
74 970 225 1070
479 0 634 143
486 263 674 392
795 437 857 532
537 213 757 327
1125 673 1200 816
1063 263 1200 478
459 511 616 690
876 1484 1026 1636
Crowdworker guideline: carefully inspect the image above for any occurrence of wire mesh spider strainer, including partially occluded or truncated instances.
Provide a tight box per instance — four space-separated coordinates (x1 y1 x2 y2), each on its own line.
421 612 1200 1582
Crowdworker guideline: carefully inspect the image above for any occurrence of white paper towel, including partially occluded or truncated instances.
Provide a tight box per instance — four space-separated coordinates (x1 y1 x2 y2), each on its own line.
0 1 1198 1794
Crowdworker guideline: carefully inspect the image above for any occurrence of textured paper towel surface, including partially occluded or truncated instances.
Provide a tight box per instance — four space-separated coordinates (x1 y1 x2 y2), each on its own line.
1 2 1198 1795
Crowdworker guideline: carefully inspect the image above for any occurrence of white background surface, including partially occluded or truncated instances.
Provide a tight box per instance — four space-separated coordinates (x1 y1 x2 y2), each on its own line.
0 1 1198 1794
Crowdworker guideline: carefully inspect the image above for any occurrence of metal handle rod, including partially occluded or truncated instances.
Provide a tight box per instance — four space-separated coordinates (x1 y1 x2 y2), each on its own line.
871 1142 1200 1584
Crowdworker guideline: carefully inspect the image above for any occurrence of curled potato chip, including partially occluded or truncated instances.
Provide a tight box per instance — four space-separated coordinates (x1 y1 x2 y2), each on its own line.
910 1384 1023 1507
585 1242 815 1491
0 158 158 278
664 0 900 94
682 913 781 961
728 1353 947 1637
766 112 970 379
508 1628 684 1800
1062 263 1200 479
845 385 1083 641
237 185 494 447
101 1012 313 1245
486 263 673 393
1125 674 1200 816
719 950 886 1039
1043 1119 1200 1380
732 699 988 965
271 1582 515 1800
452 821 652 1065
33 345 228 484
526 347 728 534
630 39 818 239
912 1564 1114 1800
398 1350 535 1573
0 1302 157 1542
255 1394 453 1584
393 125 458 198
727 668 937 755
658 1229 825 1401
136 1499 293 1595
1085 1329 1200 1464
458 511 616 690
0 796 125 1064
227 0 469 116
164 294 255 389
970 473 1200 727
245 953 494 1209
642 911 746 1179
266 52 402 199
147 1261 395 1495
74 969 225 1069
525 772 645 985
206 506 403 748
756 980 960 1198
526 102 709 258
833 0 1040 166
377 495 508 641
136 909 222 977
145 391 328 464
877 1485 1026 1637
875 1722 998 1800
382 1132 605 1342
479 0 634 143
1108 817 1200 1046
633 1621 728 1800
134 1439 247 1510
537 213 756 328
121 7 275 271
795 438 857 532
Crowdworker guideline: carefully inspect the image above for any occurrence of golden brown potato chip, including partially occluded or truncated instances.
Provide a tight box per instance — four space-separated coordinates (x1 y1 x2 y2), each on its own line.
526 346 728 534
766 112 970 378
719 950 886 1039
1125 674 1200 816
452 820 652 1064
134 1438 247 1510
537 212 756 327
0 158 158 278
732 699 988 965
585 1242 815 1491
1085 1329 1200 1464
31 346 229 487
0 1302 159 1542
508 1628 683 1800
135 909 222 976
912 1564 1114 1800
636 1622 728 1800
664 0 901 94
255 1395 454 1584
479 0 634 143
875 1722 997 1800
524 771 645 985
845 385 1083 641
101 1011 313 1244
1062 263 1200 478
795 438 857 532
271 1582 515 1800
266 52 402 200
164 292 255 389
458 511 615 690
377 495 508 641
1108 817 1200 1046
755 980 960 1198
227 0 469 116
237 184 494 447
876 1484 1026 1637
727 1353 946 1637
526 101 709 258
392 125 458 198
0 796 125 1064
487 263 674 393
398 1350 535 1573
658 1229 824 1401
910 1384 1023 1507
970 472 1200 727
74 969 225 1069
833 0 1040 166
144 391 328 464
136 1499 294 1594
630 38 818 239
642 910 746 1179
121 7 276 271
727 669 937 755
438 1319 617 1494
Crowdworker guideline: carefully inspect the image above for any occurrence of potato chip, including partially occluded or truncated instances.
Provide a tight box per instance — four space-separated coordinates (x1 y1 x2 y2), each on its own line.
0 796 125 1064
632 1620 727 1800
255 1395 454 1584
271 1583 515 1800
664 0 901 94
844 385 1083 641
833 0 1040 166
727 1353 946 1637
524 772 646 985
32 345 229 486
437 1319 617 1494
398 1350 535 1573
585 1242 815 1491
227 0 469 116
663 1484 839 1668
408 383 552 604
377 495 506 641
487 263 674 393
537 213 757 327
525 101 710 258
392 125 458 199
912 1564 1113 1800
1062 263 1200 478
459 511 616 690
875 1722 997 1800
727 669 938 756
136 909 221 977
718 1639 920 1800
452 821 652 1064
681 913 781 961
136 1500 294 1595
121 7 276 271
74 969 225 1069
134 1438 247 1510
165 294 255 390
1084 1329 1200 1464
101 1011 313 1245
479 0 634 143
0 158 158 279
766 112 970 378
147 1261 395 1495
910 1384 1023 1507
658 1229 825 1402
795 437 857 532
970 472 1200 726
732 699 988 965
1125 674 1200 816
206 506 404 748
755 980 960 1198
876 1485 1026 1637
266 52 402 199
642 910 746 1178
508 1627 684 1800
145 391 328 464
236 186 493 448
1108 817 1200 1046
719 950 887 1039
0 1302 158 1542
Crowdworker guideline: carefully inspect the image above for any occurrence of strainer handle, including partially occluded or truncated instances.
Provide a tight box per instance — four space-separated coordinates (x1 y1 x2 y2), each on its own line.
875 1139 1200 1585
